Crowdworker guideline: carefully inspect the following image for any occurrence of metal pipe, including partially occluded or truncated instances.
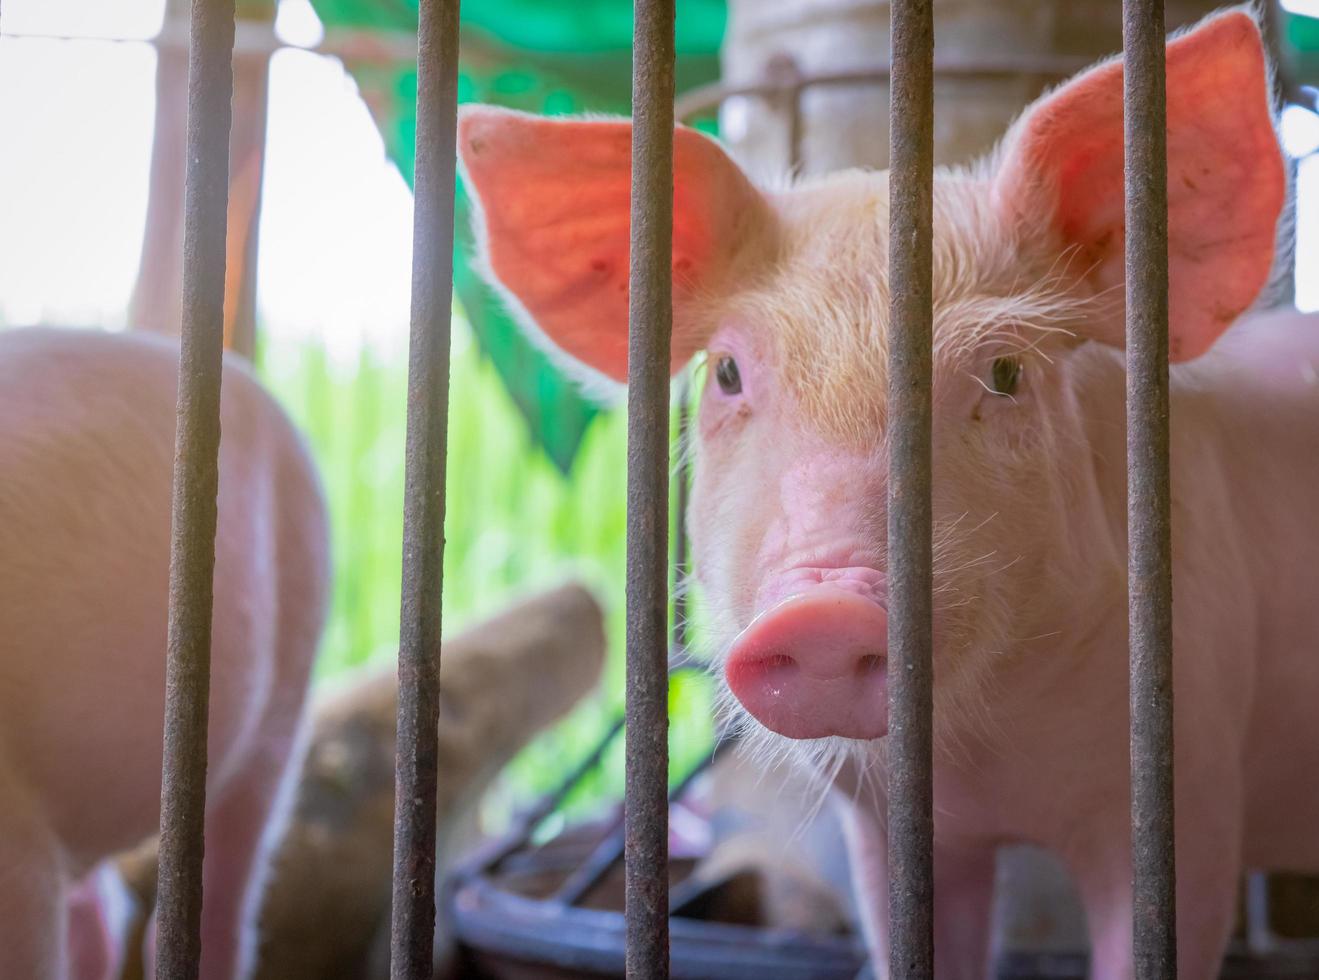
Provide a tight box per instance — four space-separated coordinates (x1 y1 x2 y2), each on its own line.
885 0 935 977
388 0 460 977
787 87 804 174
1123 2 1176 978
152 0 236 976
1245 872 1274 953
625 0 676 975
673 55 1090 122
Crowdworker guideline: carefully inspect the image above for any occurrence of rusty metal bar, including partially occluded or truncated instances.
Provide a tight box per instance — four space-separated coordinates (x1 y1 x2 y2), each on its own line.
1245 873 1274 952
1123 1 1175 978
388 0 460 977
152 0 236 977
762 55 805 173
625 0 676 975
787 88 804 174
886 0 935 976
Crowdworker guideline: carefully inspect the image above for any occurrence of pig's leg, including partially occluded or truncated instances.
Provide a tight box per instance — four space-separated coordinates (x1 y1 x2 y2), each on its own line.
1167 773 1243 980
68 865 125 980
932 848 996 980
839 800 996 980
1080 782 1241 980
140 759 302 980
194 716 307 980
0 797 68 979
839 800 889 976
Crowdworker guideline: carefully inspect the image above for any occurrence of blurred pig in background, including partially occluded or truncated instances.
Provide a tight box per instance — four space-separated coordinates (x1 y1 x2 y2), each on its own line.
0 327 330 980
108 583 605 980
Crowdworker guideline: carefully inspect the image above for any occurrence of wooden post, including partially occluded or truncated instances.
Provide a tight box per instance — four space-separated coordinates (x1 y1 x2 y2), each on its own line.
131 0 273 359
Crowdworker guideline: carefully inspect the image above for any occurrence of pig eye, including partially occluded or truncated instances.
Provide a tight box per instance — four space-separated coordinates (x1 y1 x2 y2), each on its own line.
714 356 742 395
990 356 1022 397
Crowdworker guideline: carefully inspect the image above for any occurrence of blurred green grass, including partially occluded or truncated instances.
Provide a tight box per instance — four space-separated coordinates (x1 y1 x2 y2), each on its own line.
255 309 716 825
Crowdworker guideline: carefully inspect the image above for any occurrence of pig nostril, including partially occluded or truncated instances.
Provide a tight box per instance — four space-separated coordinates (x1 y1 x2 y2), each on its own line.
856 653 885 675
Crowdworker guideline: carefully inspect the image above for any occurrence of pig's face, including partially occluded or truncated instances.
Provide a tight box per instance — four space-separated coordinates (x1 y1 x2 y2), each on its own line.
458 10 1283 753
685 171 1094 748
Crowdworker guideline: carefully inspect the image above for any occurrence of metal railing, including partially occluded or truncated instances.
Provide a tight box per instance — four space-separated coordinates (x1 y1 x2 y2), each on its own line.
150 1 1176 979
154 0 238 975
1123 2 1177 977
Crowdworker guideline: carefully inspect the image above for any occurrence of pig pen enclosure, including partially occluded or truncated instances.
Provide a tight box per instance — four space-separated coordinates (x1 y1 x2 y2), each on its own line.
4 0 1319 978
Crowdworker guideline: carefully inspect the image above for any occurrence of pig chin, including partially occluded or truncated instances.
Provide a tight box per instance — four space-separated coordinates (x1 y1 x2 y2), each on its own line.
724 567 890 742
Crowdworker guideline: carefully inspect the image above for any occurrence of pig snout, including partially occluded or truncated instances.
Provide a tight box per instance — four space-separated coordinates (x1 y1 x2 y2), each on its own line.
725 586 888 740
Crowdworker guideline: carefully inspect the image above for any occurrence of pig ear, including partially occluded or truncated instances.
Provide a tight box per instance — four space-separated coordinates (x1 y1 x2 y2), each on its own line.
993 9 1284 362
457 106 774 383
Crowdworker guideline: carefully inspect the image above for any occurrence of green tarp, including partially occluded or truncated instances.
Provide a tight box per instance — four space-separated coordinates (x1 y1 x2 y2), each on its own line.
312 1 727 472
311 0 1319 470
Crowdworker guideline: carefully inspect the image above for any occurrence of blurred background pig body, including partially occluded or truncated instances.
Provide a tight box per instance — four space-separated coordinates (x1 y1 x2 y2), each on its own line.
0 327 330 980
460 9 1316 978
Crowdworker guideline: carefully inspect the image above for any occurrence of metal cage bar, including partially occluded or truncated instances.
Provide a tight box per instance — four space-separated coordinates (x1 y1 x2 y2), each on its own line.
886 0 936 977
152 1 236 976
625 0 677 976
388 0 461 976
1123 1 1176 978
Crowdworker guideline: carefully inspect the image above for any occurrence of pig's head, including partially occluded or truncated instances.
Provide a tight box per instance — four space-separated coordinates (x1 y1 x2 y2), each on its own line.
458 10 1284 755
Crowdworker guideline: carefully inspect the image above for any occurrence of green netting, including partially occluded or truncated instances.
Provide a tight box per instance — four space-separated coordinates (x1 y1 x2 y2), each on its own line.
314 0 725 53
313 1 726 472
316 1 1318 470
1281 7 1319 86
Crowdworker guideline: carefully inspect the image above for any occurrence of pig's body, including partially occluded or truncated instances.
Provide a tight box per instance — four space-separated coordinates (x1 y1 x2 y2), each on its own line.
837 308 1319 978
1162 312 1319 873
458 9 1308 977
0 327 329 979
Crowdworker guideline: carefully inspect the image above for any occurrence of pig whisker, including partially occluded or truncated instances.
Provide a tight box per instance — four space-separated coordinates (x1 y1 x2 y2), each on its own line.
794 752 848 840
937 509 973 533
938 549 1002 577
967 661 1013 747
1012 629 1063 643
671 432 698 483
934 595 979 612
968 372 1021 404
959 511 1000 538
935 663 1009 771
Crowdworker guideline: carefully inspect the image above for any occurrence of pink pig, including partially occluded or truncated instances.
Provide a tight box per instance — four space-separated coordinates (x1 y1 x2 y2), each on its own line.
0 327 329 980
458 8 1318 978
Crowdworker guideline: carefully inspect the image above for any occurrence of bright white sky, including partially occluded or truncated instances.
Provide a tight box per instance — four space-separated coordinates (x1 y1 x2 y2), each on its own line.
0 0 415 364
0 0 1315 358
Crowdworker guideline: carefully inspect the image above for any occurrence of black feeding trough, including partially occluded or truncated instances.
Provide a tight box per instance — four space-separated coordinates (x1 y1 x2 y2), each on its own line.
444 707 1319 980
445 721 868 980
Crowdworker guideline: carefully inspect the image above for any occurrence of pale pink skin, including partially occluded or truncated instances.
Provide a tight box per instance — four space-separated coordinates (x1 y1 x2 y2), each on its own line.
67 865 135 980
457 10 1312 978
0 328 330 980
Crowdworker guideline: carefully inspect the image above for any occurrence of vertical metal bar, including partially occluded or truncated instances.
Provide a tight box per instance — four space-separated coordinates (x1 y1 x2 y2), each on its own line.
152 1 235 977
388 0 460 977
1124 2 1175 978
886 0 935 977
626 0 675 976
1245 872 1274 953
787 85 805 175
764 54 804 174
